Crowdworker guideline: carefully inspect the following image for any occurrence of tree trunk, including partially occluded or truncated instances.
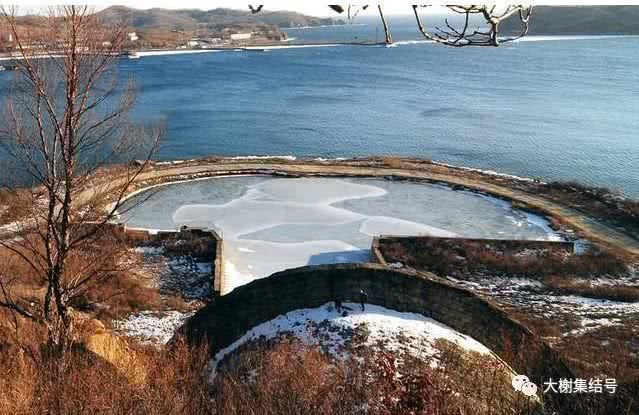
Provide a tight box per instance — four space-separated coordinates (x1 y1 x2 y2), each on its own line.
0 5 160 352
378 5 393 45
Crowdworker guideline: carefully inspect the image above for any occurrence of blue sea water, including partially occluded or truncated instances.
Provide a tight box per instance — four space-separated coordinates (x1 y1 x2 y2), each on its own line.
1 22 638 195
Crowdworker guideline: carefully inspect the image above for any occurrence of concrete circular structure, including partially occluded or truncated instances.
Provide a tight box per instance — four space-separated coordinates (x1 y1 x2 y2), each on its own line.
112 157 639 257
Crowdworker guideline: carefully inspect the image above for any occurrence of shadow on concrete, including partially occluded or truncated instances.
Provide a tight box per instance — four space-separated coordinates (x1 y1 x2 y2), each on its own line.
307 249 371 265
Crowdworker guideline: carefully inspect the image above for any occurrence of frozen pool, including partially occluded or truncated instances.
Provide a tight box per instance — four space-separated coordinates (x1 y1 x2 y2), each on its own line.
119 176 561 292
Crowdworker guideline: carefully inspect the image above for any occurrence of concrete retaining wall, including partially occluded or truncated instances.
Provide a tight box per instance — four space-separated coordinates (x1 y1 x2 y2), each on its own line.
180 263 572 384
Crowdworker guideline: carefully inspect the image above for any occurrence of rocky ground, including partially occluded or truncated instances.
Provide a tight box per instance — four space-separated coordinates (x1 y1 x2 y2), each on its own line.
113 244 212 344
379 235 639 380
447 265 639 342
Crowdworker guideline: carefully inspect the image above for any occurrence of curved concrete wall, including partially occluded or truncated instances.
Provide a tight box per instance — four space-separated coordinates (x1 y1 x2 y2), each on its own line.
181 263 572 383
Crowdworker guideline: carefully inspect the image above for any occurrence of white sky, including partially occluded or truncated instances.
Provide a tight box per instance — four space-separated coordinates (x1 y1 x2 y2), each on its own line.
4 1 639 17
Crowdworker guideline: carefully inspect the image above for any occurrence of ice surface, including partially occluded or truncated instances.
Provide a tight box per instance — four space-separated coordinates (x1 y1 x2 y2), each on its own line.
119 176 562 293
359 216 458 238
249 177 387 204
223 239 370 291
172 199 365 238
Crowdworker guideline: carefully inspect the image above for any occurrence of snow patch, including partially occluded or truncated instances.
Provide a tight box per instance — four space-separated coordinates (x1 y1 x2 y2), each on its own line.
133 49 222 58
223 239 370 291
565 317 623 337
212 303 498 372
114 310 193 344
133 246 165 256
228 155 297 161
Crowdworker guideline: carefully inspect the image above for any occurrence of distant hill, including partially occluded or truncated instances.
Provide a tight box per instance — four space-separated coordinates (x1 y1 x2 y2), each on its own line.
503 6 639 35
95 6 341 31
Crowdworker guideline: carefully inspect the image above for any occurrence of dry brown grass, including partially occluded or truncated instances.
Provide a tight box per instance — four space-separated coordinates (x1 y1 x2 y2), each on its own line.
1 309 636 414
625 200 639 219
77 266 163 322
0 331 213 415
160 237 215 262
0 239 48 307
212 338 535 415
544 275 639 302
0 314 537 415
379 238 628 278
0 188 36 226
0 228 212 415
554 332 639 415
378 236 639 409
542 181 639 238
0 233 163 324
382 156 403 169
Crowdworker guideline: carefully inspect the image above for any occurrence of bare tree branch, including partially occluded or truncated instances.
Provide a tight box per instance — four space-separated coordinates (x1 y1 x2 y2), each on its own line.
412 5 533 47
0 5 161 349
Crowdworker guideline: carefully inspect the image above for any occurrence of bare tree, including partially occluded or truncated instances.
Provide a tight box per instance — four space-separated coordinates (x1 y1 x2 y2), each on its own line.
326 4 532 46
328 5 370 24
0 6 161 350
412 5 533 47
328 4 392 45
377 5 393 45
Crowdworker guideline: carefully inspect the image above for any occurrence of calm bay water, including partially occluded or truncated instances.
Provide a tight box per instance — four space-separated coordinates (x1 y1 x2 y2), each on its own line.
1 23 637 195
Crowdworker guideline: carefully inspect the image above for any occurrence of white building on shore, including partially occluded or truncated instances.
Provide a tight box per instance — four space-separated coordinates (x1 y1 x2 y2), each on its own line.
230 33 252 41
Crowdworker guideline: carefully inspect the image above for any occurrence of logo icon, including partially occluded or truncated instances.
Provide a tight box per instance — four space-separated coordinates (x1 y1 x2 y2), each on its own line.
512 375 538 397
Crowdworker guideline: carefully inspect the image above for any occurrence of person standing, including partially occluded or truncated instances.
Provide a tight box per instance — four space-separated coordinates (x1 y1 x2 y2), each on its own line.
334 297 342 313
359 289 368 311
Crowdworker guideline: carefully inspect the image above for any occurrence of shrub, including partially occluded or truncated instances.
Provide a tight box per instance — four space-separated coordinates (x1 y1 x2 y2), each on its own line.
382 156 403 168
211 338 534 415
162 237 215 262
1 313 635 414
542 181 639 236
380 238 628 278
544 275 639 302
0 188 33 225
0 234 162 323
0 331 213 415
624 200 639 219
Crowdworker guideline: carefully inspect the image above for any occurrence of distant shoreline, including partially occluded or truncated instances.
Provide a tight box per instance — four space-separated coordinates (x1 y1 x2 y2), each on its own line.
0 41 384 62
3 34 638 62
